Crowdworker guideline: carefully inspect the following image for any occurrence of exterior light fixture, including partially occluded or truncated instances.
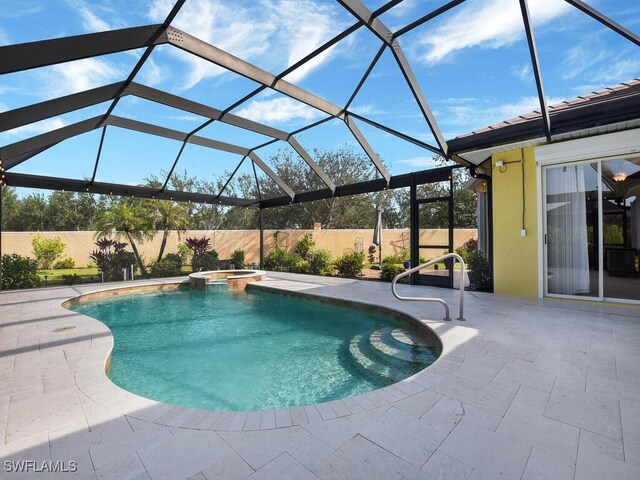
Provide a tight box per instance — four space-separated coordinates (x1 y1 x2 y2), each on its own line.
613 172 628 182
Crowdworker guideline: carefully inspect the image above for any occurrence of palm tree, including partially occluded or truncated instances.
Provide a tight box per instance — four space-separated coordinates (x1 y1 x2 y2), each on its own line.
93 200 155 276
151 200 190 262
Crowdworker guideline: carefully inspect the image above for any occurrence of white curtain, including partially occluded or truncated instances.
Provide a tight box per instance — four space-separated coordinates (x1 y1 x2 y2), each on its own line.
546 165 591 295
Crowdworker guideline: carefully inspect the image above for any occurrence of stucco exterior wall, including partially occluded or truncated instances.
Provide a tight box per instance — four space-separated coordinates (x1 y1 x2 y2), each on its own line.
1 228 477 267
492 146 539 296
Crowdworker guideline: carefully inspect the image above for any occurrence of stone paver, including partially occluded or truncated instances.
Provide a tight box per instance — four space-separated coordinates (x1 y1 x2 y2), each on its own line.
0 273 639 479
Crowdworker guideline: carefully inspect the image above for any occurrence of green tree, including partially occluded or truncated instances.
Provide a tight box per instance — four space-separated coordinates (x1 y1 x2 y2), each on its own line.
93 199 155 276
150 199 191 262
16 193 48 231
0 187 20 230
31 234 66 269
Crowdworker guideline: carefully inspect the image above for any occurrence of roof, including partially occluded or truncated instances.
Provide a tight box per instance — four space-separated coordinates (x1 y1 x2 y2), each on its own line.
449 79 640 158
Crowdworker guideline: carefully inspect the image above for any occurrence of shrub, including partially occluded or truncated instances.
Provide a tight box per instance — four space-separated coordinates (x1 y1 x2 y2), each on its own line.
367 244 377 264
335 251 365 278
455 237 478 264
90 238 135 281
230 249 246 269
176 243 191 261
467 250 491 291
54 257 75 270
1 254 41 289
264 247 289 272
31 234 66 269
151 253 183 278
308 249 334 276
382 254 403 265
380 262 405 282
199 250 219 271
289 254 310 274
293 234 315 259
62 273 82 285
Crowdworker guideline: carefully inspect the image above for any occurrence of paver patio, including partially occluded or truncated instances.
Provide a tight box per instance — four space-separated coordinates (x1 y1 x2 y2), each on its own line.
1 272 639 479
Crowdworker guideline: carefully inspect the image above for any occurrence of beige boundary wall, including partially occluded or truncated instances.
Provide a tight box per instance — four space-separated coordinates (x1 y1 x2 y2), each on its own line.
1 228 477 268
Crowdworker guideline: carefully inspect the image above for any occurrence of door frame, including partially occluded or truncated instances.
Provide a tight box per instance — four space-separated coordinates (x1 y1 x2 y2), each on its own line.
536 128 640 302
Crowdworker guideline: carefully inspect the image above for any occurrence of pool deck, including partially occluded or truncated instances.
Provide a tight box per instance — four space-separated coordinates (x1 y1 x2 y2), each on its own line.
1 273 640 479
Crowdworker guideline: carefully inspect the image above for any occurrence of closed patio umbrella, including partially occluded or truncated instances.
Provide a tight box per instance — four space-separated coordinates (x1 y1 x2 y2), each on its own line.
373 207 382 265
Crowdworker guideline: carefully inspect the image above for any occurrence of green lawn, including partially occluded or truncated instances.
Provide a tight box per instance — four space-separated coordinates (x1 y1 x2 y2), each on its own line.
38 267 100 286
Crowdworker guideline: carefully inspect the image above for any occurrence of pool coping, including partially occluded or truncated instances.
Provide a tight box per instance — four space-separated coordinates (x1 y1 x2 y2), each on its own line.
64 277 461 430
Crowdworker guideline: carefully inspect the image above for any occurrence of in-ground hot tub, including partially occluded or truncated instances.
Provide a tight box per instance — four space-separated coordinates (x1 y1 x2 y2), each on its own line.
188 269 266 290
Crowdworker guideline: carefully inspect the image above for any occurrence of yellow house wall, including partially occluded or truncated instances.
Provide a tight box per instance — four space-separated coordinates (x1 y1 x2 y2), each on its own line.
492 147 539 296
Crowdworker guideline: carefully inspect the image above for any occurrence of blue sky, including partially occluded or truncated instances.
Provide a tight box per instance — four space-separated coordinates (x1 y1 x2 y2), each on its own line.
1 0 639 193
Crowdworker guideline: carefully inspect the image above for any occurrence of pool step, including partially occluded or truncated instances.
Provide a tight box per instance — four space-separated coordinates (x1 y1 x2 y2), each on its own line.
348 334 405 382
369 327 438 364
347 327 438 381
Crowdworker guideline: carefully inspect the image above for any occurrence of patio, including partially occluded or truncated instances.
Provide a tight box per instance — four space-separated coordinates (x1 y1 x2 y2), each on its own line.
1 272 639 479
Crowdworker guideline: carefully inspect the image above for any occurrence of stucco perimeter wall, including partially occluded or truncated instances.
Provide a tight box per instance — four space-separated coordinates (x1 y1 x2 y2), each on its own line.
1 229 477 267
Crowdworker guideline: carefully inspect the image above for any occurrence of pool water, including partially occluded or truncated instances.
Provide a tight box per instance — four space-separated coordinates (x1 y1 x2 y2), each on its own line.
71 288 438 411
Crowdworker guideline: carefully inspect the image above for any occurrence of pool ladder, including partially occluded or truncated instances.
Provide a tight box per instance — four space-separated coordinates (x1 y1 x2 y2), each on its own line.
391 253 465 321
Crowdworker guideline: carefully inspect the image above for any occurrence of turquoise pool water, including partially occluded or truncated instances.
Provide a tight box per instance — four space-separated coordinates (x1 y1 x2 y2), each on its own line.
71 287 438 411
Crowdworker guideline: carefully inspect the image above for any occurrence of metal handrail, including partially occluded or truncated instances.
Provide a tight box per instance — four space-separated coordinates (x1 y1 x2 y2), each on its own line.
391 253 465 321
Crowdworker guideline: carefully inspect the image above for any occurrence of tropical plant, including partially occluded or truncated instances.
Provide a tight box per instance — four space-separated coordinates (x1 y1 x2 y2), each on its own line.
230 249 246 269
293 234 315 259
1 254 40 289
335 251 365 277
93 200 155 276
185 236 219 271
150 199 190 262
31 234 66 269
89 238 136 282
150 253 183 278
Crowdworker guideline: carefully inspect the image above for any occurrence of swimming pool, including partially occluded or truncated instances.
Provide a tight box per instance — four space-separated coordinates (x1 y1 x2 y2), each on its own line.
70 287 440 411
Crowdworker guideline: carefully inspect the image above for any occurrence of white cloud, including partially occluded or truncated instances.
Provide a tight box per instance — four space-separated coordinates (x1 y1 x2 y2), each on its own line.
443 95 564 133
414 0 570 64
385 0 419 19
41 58 122 96
2 118 66 139
148 0 273 90
235 97 323 124
594 58 640 83
561 45 610 80
268 0 347 84
74 1 111 31
0 24 8 45
140 57 163 87
511 63 532 82
349 103 384 116
562 44 640 85
396 156 438 168
147 0 344 90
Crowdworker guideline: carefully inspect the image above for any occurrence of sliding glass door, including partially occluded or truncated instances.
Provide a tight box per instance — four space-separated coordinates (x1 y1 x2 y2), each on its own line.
543 156 640 303
544 162 600 298
601 157 640 301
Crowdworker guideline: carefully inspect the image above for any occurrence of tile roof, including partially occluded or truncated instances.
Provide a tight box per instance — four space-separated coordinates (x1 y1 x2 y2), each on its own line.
449 79 640 152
